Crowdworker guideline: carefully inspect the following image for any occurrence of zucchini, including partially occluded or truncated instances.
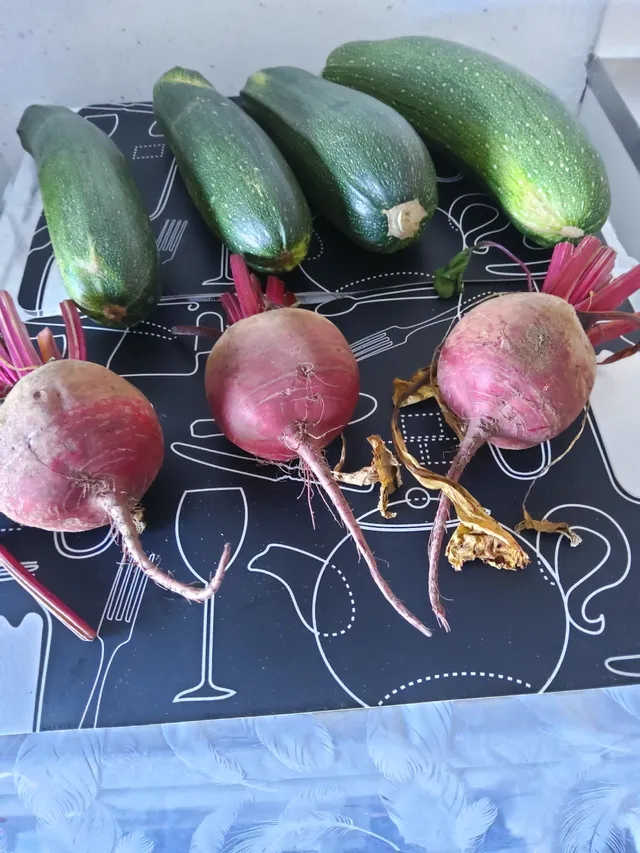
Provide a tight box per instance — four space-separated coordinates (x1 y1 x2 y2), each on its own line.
17 105 159 328
153 67 312 273
323 37 610 247
241 66 437 252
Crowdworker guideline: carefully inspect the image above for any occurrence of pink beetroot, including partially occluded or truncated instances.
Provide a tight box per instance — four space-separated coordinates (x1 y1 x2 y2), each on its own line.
0 295 228 639
426 236 640 631
202 255 432 637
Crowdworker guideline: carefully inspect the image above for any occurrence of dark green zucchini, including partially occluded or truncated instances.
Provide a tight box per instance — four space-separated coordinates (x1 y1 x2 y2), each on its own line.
323 36 610 247
241 66 437 252
153 67 312 273
17 105 159 328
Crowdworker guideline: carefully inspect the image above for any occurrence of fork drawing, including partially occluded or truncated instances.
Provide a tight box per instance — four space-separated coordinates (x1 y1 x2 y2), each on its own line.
349 290 499 361
78 554 151 729
350 305 461 361
157 218 188 264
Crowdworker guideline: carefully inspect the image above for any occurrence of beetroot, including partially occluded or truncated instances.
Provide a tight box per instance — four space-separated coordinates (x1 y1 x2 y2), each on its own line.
437 292 596 451
0 295 228 639
422 236 640 631
202 255 432 637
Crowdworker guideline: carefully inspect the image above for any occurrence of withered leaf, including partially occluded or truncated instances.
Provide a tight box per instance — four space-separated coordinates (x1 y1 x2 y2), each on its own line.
393 366 465 439
392 370 529 572
333 434 402 519
333 434 347 475
515 508 582 546
132 505 146 534
446 523 529 571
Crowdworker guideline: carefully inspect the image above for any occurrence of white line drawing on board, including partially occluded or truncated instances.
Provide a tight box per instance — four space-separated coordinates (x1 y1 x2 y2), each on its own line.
149 159 178 221
489 442 552 481
84 113 119 137
0 613 46 734
0 562 52 732
173 488 248 703
246 493 628 708
157 218 188 263
171 420 375 495
27 224 51 256
105 308 224 377
54 529 115 561
201 244 233 286
348 289 488 361
79 553 152 729
605 654 640 677
0 560 36 581
533 504 632 692
133 143 166 160
248 545 357 640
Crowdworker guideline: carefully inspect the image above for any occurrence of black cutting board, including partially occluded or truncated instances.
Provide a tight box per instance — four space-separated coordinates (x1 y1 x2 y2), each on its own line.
2 101 638 734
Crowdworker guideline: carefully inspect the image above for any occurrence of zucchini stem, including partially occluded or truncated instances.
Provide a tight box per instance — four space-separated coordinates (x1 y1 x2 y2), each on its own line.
384 199 427 240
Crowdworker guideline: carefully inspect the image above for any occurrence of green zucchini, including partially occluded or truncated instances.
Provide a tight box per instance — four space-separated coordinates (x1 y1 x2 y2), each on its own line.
153 67 312 273
323 37 610 247
241 66 437 252
17 105 159 328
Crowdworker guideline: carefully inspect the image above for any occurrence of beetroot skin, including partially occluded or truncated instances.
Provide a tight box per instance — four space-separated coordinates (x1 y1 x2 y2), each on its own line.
0 359 164 531
205 307 360 462
437 292 597 449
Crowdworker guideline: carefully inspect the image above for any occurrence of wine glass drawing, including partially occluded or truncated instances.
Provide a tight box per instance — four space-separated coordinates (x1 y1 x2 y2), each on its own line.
173 486 248 702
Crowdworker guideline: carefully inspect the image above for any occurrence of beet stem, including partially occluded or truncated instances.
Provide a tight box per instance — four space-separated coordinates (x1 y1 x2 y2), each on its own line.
37 327 63 362
0 544 96 641
101 494 231 602
0 292 42 370
428 422 489 632
60 300 87 361
296 440 433 638
171 325 223 340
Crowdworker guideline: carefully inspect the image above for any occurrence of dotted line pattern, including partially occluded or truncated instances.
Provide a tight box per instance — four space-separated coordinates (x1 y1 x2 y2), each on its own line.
306 232 324 261
128 330 174 342
321 564 355 637
400 409 452 467
322 566 355 636
336 270 433 293
140 320 174 333
413 435 454 441
133 143 166 160
0 527 21 533
537 557 556 586
379 671 533 704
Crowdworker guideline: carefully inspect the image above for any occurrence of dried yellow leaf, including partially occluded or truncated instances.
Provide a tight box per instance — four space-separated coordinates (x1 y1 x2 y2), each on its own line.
515 508 582 546
446 523 529 571
391 368 529 572
333 434 402 519
393 366 465 439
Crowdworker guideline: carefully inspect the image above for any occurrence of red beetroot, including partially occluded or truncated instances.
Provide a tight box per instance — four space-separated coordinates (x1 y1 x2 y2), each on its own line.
437 292 596 451
202 255 432 637
426 236 640 631
0 295 228 639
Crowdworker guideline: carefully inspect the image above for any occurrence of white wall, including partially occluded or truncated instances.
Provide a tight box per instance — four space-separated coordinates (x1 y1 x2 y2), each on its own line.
597 0 640 56
0 0 606 184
